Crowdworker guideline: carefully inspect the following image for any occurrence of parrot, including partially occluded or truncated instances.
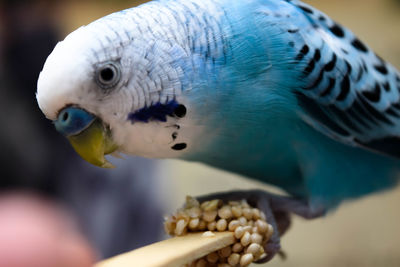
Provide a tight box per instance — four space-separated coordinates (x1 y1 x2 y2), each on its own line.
36 0 400 261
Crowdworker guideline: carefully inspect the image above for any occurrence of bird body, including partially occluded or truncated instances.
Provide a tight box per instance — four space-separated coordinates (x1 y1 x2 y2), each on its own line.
37 0 400 211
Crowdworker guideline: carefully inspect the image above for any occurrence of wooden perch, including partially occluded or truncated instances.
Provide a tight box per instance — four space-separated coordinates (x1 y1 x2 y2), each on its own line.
95 232 235 267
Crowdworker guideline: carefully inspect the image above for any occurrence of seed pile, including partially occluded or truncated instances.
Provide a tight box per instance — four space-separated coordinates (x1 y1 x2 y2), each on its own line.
164 196 274 267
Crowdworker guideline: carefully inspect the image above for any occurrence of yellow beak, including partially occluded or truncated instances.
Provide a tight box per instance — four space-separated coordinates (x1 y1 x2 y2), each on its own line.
67 119 118 168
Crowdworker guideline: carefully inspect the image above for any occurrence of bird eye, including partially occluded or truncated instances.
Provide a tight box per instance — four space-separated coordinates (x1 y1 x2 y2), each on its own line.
96 62 121 90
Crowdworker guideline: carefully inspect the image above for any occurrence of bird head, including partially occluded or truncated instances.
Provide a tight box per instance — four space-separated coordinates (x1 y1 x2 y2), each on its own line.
36 10 191 168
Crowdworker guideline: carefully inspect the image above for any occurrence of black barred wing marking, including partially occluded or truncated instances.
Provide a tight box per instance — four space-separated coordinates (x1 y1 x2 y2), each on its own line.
288 0 400 158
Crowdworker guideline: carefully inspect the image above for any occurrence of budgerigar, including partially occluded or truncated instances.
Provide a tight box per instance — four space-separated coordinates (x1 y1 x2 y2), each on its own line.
36 0 400 261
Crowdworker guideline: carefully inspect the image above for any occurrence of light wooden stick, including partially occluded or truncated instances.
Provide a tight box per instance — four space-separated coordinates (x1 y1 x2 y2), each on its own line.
95 232 235 267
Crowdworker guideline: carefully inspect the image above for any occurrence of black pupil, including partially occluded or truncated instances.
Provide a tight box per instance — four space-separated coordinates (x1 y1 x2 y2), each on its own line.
100 67 114 82
62 111 69 122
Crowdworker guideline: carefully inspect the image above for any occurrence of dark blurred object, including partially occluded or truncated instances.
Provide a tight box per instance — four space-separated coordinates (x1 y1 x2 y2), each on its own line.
0 1 64 191
0 0 165 259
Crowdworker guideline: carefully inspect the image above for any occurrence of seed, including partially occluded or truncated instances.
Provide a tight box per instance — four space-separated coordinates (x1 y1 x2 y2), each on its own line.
203 210 218 222
206 252 219 263
175 219 188 236
250 233 263 244
231 206 243 218
242 208 253 220
238 216 247 226
185 196 200 208
240 200 250 208
260 211 266 221
227 253 240 266
187 207 202 218
164 217 176 235
218 246 232 258
234 226 245 239
218 205 233 219
252 208 261 220
216 219 228 232
189 218 199 230
195 259 207 267
228 220 240 231
266 224 274 240
246 243 261 256
207 221 216 231
167 197 273 267
232 243 243 253
242 225 252 233
256 246 265 260
201 199 221 211
241 232 251 247
255 219 268 234
259 253 267 261
240 253 254 267
176 210 190 221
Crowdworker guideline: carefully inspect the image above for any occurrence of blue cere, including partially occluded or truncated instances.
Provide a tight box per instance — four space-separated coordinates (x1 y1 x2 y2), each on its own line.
128 100 181 123
54 107 95 136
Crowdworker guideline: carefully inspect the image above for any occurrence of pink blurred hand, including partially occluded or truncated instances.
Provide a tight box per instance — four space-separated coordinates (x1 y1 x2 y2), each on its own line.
0 192 95 267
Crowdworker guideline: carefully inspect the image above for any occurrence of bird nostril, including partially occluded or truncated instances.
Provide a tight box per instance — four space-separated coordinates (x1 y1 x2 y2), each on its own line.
62 111 69 122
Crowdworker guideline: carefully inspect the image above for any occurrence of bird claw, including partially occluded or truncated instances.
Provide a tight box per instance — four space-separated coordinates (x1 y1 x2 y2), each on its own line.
196 189 326 264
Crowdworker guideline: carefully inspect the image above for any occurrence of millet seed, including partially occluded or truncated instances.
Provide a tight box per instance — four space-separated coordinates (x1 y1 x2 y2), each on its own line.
240 253 254 267
165 196 274 267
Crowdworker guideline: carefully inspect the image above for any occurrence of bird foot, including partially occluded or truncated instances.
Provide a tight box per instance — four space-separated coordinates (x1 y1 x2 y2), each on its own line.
196 190 326 263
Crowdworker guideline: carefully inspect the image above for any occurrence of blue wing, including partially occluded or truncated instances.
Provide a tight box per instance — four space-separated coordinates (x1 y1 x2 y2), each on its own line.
284 0 400 158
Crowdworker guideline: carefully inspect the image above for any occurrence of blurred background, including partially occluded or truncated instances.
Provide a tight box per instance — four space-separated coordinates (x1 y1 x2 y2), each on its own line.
0 0 399 266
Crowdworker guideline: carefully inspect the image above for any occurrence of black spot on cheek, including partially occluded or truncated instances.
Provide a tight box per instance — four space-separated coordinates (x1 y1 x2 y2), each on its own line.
172 132 178 141
172 143 187 151
174 105 187 118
